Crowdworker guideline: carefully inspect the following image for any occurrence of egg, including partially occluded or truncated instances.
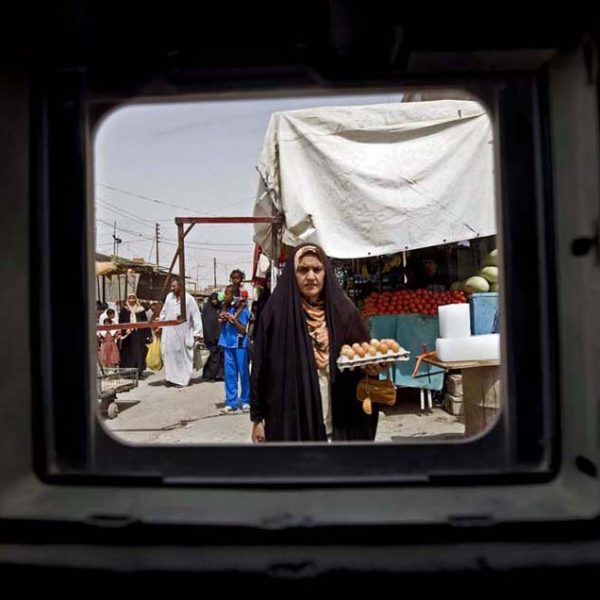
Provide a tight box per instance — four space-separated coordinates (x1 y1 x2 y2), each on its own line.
370 338 380 346
378 342 390 354
390 341 400 353
361 341 370 350
367 345 377 356
356 347 366 358
342 348 355 360
341 344 352 353
352 343 362 353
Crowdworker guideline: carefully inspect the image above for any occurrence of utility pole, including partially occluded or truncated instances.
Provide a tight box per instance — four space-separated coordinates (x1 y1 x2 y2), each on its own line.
213 257 217 288
112 221 121 258
155 223 160 273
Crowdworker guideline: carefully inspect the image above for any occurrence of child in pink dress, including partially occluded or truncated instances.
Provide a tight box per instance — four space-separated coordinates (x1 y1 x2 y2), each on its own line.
99 318 121 367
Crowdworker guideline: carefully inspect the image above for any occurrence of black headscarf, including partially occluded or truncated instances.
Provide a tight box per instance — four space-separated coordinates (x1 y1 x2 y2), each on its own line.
201 292 221 346
250 243 378 442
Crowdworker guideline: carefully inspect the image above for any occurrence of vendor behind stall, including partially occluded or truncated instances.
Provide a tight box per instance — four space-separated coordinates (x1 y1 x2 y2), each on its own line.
406 253 447 291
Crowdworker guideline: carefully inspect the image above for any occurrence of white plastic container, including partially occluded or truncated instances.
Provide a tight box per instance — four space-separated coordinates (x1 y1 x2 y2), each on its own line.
438 304 471 338
436 333 500 362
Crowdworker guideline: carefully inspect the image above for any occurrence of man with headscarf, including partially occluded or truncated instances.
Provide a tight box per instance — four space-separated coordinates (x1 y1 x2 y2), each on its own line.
158 276 203 388
250 244 382 443
201 292 224 382
119 293 151 376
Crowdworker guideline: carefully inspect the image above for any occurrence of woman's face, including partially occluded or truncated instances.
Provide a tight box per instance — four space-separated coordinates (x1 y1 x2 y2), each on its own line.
127 294 137 306
296 253 325 301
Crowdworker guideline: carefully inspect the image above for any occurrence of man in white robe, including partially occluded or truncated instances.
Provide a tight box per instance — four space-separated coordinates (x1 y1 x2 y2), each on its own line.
159 277 203 387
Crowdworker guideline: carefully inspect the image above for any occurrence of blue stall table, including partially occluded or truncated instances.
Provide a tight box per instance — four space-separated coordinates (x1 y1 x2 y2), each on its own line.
370 314 444 391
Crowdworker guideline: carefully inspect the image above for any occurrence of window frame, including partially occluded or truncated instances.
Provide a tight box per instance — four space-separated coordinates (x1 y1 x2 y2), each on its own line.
31 70 558 486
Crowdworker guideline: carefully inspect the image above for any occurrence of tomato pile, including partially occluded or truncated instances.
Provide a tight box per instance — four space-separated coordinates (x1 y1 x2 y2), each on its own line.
362 289 468 317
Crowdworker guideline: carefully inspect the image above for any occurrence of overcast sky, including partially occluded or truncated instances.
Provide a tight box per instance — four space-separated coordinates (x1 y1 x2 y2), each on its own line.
94 91 404 287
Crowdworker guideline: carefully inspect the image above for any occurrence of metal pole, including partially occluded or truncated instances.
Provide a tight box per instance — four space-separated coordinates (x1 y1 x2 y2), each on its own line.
270 213 279 291
155 223 160 274
178 222 187 322
213 257 217 287
162 223 195 294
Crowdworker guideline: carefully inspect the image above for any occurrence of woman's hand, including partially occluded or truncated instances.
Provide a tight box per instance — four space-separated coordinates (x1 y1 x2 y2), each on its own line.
252 421 266 443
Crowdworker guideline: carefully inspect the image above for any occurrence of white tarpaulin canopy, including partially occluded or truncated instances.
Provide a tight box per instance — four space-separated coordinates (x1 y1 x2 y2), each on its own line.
253 100 496 259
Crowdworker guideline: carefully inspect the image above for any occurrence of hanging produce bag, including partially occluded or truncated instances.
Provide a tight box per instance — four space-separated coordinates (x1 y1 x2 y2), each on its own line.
146 338 163 371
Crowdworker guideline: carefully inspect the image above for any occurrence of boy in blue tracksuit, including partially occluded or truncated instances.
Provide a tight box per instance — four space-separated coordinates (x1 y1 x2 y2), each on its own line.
218 285 251 414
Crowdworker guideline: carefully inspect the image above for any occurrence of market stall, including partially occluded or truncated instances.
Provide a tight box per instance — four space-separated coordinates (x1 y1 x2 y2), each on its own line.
95 253 173 304
252 99 499 402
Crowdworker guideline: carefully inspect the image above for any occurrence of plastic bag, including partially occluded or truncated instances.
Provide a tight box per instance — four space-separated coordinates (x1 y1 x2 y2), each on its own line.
193 343 205 371
146 338 163 371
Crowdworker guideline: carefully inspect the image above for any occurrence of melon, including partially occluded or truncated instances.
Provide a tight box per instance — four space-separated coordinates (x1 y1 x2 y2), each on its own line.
464 276 490 293
483 249 498 267
450 280 464 291
490 283 499 292
479 266 498 283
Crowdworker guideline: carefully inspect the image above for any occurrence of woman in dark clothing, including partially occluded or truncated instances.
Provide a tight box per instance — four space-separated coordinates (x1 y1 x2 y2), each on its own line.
119 293 151 376
250 243 381 443
253 280 270 333
201 292 224 381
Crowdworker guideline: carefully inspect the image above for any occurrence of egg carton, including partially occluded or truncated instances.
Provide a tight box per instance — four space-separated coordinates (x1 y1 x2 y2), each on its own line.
336 350 411 371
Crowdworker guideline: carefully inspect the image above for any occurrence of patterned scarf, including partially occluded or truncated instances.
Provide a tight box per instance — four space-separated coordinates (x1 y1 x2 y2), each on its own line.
302 298 330 370
295 245 330 370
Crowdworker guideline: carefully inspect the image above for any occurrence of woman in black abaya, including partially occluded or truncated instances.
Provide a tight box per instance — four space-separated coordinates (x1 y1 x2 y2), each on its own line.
119 293 151 376
201 292 224 381
250 244 381 443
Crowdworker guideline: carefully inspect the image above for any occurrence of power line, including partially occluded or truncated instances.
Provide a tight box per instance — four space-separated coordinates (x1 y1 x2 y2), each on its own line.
98 183 196 212
147 235 155 261
96 238 148 248
97 219 255 250
98 183 257 218
159 239 251 254
209 197 254 215
96 198 159 227
97 219 155 240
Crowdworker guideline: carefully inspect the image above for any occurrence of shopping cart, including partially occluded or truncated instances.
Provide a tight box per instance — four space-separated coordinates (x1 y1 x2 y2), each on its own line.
96 363 139 419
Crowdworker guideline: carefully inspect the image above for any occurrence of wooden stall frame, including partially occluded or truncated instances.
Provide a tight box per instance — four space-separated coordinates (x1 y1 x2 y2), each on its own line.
164 215 283 322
